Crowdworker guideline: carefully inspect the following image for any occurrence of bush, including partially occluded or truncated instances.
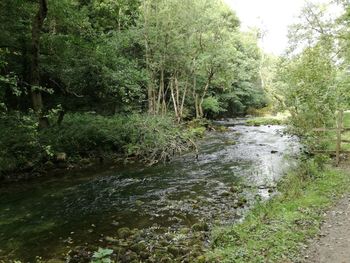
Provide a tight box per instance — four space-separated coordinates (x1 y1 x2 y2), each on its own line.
0 112 193 175
40 113 192 163
202 96 225 115
0 113 44 173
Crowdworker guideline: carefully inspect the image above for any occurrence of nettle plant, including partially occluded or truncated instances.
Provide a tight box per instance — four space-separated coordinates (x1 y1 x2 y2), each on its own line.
91 248 114 263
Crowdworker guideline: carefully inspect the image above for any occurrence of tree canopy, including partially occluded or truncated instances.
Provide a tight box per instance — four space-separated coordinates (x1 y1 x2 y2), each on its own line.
0 0 267 122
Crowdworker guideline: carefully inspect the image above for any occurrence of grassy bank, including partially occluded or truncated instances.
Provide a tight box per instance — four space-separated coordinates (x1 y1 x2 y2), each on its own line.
0 113 196 178
246 115 287 126
208 157 350 263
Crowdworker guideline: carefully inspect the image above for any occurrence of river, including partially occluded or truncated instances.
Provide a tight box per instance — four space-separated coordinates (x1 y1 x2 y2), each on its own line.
0 119 300 262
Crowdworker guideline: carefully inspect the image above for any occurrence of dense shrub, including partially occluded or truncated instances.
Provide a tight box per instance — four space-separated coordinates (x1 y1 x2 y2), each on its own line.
0 113 44 173
0 112 196 175
40 113 192 163
0 112 193 175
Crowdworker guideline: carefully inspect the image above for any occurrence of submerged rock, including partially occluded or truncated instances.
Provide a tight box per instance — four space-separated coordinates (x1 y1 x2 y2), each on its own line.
130 242 147 253
47 260 66 263
111 220 120 227
219 191 231 197
159 256 173 263
230 185 243 193
117 227 132 239
135 200 144 206
225 140 236 145
66 246 91 263
196 255 207 263
179 227 191 235
123 251 138 262
56 152 67 162
237 197 248 207
44 161 55 169
191 222 209 232
105 236 118 243
167 246 182 256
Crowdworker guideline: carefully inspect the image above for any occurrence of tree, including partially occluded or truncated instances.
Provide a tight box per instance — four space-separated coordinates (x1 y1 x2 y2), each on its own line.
30 0 48 128
278 2 346 133
0 0 267 121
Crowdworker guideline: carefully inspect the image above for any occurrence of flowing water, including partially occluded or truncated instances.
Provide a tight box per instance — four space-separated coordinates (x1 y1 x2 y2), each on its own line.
0 120 300 261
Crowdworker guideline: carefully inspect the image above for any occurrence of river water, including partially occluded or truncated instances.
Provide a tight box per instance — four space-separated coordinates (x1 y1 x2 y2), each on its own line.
0 120 300 261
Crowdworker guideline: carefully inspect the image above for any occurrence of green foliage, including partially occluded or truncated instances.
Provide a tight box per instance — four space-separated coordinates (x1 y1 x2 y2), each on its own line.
225 32 267 115
91 248 114 263
245 117 285 126
208 159 350 262
202 96 224 115
278 1 350 141
278 43 337 135
138 0 266 118
0 113 43 173
0 111 193 175
40 113 191 162
0 0 268 117
0 48 20 112
186 127 207 138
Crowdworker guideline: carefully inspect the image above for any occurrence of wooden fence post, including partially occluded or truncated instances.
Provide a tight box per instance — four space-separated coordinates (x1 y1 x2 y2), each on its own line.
336 110 344 166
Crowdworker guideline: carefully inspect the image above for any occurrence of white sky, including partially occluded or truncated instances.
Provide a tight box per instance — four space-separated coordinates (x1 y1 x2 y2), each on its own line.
223 0 338 55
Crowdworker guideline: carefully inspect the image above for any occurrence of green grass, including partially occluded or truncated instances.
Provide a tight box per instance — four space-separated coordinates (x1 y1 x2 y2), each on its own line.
207 158 350 263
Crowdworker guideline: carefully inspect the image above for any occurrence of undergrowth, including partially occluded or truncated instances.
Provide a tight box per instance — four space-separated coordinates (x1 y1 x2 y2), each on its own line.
0 112 196 176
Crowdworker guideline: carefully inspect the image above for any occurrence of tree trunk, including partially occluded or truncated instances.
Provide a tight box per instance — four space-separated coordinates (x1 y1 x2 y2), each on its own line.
198 82 209 118
162 82 169 115
174 74 181 122
195 94 200 118
198 71 214 118
156 68 164 114
170 77 179 122
143 1 154 114
193 75 199 119
30 0 48 129
179 79 188 120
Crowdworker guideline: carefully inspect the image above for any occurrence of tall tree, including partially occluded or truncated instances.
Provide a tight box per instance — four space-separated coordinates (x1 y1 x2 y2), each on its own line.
30 0 48 128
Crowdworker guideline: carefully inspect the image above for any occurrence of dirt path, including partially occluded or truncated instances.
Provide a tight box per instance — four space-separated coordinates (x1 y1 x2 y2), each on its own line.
303 193 350 263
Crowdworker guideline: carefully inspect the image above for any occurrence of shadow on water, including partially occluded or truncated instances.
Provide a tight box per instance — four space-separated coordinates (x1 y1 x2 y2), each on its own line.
0 119 300 261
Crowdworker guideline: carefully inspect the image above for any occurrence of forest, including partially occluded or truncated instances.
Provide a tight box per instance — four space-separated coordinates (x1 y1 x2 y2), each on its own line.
0 0 269 175
1 0 350 262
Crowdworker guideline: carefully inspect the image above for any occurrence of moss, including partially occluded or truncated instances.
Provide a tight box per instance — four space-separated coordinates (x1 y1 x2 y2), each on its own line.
117 227 132 239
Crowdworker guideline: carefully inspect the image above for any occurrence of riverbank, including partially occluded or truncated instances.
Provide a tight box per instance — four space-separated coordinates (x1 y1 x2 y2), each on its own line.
3 116 345 263
0 121 298 262
0 113 202 181
245 114 288 126
208 156 350 262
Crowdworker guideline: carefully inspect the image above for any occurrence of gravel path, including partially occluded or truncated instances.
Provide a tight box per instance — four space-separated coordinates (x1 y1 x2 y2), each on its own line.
303 194 350 263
